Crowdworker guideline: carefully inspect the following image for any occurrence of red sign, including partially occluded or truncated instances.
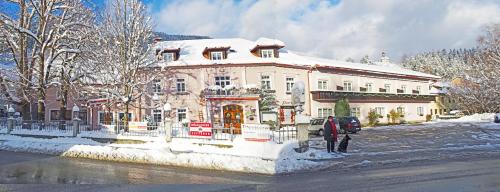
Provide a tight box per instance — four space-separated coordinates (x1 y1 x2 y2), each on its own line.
189 122 212 138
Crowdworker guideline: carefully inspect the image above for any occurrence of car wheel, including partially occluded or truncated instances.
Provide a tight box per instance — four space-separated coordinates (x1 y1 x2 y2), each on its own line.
318 129 324 136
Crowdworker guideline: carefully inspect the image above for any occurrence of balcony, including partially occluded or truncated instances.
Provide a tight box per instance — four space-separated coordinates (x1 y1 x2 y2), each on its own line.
311 91 435 103
203 87 260 100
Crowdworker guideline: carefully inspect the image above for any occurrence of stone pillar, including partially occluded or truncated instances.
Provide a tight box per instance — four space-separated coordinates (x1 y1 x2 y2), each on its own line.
294 114 310 153
72 119 80 137
7 118 14 134
164 118 173 142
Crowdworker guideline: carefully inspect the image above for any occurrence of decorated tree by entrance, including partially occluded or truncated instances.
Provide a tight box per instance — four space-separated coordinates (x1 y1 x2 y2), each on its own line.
258 89 278 112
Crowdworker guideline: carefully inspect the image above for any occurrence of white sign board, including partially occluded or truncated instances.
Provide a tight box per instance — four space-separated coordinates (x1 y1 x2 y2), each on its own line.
189 122 212 138
129 121 148 131
261 112 277 122
242 124 271 142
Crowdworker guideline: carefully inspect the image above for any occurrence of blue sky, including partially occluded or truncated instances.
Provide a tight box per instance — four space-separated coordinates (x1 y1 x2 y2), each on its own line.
147 0 500 61
2 0 499 61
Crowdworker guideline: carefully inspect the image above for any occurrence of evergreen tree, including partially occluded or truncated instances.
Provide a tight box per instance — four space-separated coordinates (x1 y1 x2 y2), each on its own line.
334 98 351 117
360 55 371 64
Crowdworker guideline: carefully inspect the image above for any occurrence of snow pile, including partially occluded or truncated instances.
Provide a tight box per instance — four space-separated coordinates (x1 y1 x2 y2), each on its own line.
0 134 342 174
442 113 495 122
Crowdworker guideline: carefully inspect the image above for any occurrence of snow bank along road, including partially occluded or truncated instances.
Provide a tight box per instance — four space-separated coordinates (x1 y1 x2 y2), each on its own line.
0 121 499 176
1 147 500 192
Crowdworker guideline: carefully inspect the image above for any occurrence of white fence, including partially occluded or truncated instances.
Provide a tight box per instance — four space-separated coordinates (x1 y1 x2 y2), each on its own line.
0 119 297 143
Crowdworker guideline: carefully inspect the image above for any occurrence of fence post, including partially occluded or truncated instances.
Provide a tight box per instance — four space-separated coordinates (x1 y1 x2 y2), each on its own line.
7 118 14 134
73 119 80 137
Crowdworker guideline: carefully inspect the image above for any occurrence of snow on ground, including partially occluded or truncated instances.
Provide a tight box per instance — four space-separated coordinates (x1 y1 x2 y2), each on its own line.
0 134 342 174
437 113 495 122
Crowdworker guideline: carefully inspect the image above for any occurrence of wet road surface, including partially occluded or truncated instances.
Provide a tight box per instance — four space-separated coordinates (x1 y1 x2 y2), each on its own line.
1 122 500 191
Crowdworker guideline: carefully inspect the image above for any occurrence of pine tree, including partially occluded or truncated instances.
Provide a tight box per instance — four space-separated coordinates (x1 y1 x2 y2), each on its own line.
334 98 350 117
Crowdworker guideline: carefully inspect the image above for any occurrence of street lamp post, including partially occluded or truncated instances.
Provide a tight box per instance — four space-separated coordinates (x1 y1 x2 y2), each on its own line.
7 106 15 134
72 105 80 137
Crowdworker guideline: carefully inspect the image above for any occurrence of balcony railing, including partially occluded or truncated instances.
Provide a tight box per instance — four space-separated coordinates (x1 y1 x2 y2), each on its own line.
311 91 434 103
203 87 260 99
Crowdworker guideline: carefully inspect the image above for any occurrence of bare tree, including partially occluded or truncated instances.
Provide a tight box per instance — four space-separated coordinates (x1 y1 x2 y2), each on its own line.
93 0 154 131
1 0 97 120
1 0 38 120
449 24 500 113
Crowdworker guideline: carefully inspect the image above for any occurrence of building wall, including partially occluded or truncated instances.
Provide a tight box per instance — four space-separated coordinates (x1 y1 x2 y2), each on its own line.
42 63 436 125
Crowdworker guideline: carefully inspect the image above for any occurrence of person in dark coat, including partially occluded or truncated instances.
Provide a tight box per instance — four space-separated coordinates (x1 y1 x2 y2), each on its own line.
323 116 338 153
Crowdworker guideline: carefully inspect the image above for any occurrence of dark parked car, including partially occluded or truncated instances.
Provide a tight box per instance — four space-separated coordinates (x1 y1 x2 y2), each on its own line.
495 113 500 123
337 116 361 133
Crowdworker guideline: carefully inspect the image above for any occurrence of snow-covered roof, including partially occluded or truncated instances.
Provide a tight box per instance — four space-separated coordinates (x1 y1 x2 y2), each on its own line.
432 81 451 88
254 37 285 47
153 38 440 79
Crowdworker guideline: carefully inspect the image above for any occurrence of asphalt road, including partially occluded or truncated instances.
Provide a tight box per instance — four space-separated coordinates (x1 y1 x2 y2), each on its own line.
1 122 499 192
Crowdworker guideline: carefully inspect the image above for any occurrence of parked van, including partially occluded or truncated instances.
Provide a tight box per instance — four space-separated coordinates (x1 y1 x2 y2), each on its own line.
309 117 340 136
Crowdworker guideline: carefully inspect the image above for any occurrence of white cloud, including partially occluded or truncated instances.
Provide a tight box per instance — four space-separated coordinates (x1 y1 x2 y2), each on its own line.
152 0 500 62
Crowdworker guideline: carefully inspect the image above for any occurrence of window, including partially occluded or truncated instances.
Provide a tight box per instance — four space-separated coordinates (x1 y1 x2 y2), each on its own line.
98 112 114 125
343 81 353 91
318 108 333 118
118 112 132 123
397 107 405 115
261 49 274 58
350 107 361 117
152 79 161 93
365 83 373 92
215 76 231 88
375 107 385 117
384 84 391 92
417 107 424 116
401 85 407 93
261 75 272 90
211 51 223 60
318 80 328 90
152 109 162 123
286 77 295 93
50 110 72 121
163 52 174 62
177 108 187 122
176 78 186 92
416 86 421 93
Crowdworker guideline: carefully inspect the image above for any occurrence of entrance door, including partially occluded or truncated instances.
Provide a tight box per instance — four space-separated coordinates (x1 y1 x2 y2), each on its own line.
223 105 244 134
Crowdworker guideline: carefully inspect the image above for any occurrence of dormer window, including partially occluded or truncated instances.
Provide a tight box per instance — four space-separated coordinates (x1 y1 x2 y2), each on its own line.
158 48 180 62
163 52 174 62
251 38 285 58
203 46 230 60
261 49 274 58
211 51 223 60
